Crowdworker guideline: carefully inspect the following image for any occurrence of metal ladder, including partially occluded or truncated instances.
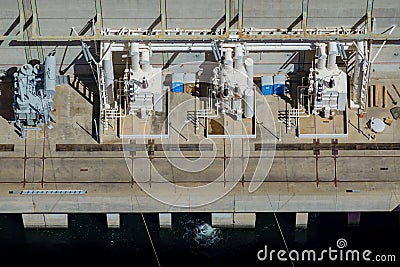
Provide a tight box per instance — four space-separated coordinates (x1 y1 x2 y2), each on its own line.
360 58 370 112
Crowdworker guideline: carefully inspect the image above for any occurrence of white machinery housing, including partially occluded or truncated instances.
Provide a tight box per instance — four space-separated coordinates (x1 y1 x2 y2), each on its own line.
210 45 255 120
309 42 347 119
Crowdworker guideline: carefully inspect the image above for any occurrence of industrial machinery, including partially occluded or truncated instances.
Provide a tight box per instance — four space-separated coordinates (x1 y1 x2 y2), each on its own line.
12 53 57 138
308 42 347 119
210 45 255 120
122 43 163 119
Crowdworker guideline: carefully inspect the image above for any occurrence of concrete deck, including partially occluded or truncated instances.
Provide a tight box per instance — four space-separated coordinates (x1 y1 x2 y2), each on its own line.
0 0 399 213
0 74 398 213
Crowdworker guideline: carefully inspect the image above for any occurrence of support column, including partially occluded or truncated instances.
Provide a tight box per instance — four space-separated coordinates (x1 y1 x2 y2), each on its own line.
302 0 309 34
159 213 172 229
160 0 167 34
95 0 103 36
17 0 26 39
22 214 68 228
106 213 120 228
238 0 243 35
30 0 38 38
296 212 309 229
366 0 374 34
225 0 230 36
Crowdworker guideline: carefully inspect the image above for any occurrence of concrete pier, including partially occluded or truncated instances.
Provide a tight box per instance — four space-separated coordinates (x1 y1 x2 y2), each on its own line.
233 213 256 228
296 213 309 229
212 213 234 228
22 214 68 228
159 213 172 229
106 213 120 228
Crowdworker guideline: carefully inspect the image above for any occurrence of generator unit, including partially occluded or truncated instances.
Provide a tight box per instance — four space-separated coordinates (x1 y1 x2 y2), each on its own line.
13 54 57 138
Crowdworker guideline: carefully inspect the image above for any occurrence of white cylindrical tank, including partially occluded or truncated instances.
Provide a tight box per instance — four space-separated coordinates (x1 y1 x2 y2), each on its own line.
244 88 254 118
327 42 338 70
316 43 327 70
130 42 140 72
234 45 244 71
224 48 233 67
103 47 114 100
44 55 57 97
141 49 151 72
245 57 254 87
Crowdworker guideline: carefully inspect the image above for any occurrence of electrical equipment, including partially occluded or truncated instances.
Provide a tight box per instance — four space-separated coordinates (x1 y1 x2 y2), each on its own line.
13 54 57 138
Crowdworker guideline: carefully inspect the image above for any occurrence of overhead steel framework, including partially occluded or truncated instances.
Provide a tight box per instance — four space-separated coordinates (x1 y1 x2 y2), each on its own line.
3 0 399 42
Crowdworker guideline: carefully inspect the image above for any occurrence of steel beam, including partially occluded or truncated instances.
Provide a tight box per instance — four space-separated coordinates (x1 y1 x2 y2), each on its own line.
238 0 243 34
302 0 309 34
26 33 400 42
366 0 374 33
17 0 25 39
30 0 38 37
160 0 167 33
225 0 230 36
95 0 103 36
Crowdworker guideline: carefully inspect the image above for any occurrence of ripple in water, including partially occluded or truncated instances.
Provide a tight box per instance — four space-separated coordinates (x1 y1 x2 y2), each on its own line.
178 217 223 251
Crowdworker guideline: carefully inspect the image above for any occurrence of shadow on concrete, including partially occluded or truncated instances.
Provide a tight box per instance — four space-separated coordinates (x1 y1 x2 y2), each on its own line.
162 51 180 70
0 68 17 121
287 14 303 32
70 47 101 143
147 15 161 35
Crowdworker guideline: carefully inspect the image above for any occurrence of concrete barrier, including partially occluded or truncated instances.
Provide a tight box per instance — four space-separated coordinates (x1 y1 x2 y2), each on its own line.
107 213 120 228
22 214 68 228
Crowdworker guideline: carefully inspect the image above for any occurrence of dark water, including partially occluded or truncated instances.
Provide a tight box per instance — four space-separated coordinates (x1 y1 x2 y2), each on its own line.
0 212 398 266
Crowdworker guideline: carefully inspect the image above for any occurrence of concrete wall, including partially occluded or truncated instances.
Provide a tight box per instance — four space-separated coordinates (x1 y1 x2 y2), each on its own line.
0 0 399 74
37 0 96 36
308 0 366 28
244 0 301 29
102 0 160 30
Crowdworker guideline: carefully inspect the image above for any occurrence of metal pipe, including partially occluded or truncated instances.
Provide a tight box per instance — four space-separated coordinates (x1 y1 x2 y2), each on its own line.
316 43 327 70
224 48 233 66
103 42 114 106
110 42 320 53
327 41 338 70
141 49 151 72
234 45 244 71
245 57 254 87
